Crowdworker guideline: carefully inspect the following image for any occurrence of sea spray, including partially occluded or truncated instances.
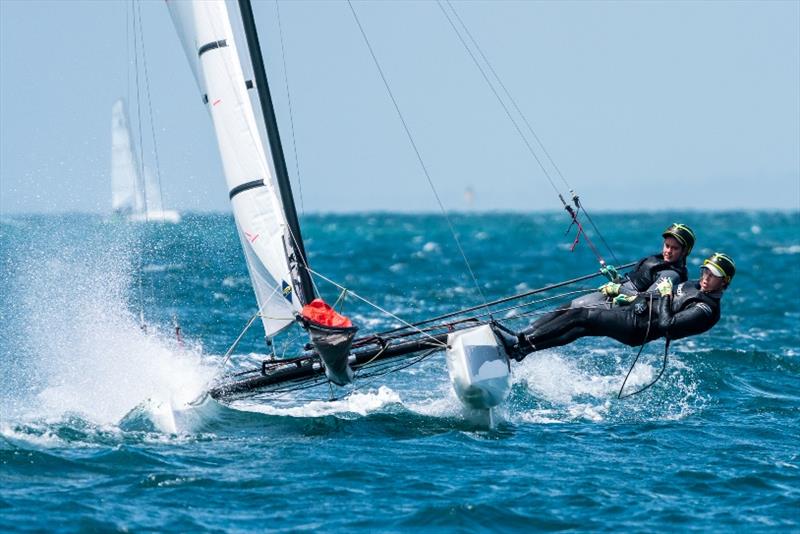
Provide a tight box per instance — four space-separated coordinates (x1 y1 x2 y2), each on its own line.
1 212 798 531
512 349 704 423
1 218 215 427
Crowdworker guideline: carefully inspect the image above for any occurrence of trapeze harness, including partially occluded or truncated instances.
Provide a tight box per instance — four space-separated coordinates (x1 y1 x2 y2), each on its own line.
657 281 722 340
626 254 689 291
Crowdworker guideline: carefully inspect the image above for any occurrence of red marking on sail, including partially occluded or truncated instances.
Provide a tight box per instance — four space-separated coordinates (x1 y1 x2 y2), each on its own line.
245 231 259 243
212 99 222 106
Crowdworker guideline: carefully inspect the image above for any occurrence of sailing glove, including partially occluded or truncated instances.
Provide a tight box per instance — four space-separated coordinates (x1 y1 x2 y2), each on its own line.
656 278 673 297
600 282 621 297
613 294 637 306
600 264 621 282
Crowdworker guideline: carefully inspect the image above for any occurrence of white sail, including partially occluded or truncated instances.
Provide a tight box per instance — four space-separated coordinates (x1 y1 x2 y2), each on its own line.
111 99 182 223
167 0 301 336
128 167 182 223
111 99 144 214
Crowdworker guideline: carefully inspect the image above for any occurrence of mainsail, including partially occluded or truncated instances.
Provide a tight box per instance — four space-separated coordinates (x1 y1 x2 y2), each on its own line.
167 0 313 336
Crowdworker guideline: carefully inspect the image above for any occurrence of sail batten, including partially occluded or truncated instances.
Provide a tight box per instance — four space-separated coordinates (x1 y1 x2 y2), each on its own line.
236 0 316 306
229 179 265 199
167 0 306 336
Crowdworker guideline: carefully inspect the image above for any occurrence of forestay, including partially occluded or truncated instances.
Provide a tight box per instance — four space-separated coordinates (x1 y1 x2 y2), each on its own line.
167 1 302 336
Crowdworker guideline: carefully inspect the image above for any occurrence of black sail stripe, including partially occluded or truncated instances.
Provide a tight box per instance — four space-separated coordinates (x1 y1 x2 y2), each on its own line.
229 179 265 199
198 39 228 57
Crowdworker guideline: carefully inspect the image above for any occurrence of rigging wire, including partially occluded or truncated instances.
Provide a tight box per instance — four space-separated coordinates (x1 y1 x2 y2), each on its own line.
438 0 620 265
135 0 169 226
274 0 306 217
129 0 147 326
436 1 560 199
306 266 448 349
345 349 439 396
373 261 635 337
617 293 670 399
345 0 491 314
125 1 131 107
130 0 184 337
444 1 567 190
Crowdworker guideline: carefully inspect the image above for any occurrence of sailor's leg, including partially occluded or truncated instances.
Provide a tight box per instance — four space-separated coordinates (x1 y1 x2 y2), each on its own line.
509 308 593 356
527 303 570 332
582 308 647 347
513 308 642 357
568 291 610 310
527 293 608 337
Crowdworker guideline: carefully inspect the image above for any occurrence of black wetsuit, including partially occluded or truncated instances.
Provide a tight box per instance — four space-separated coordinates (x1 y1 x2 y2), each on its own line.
626 254 689 293
529 253 689 345
517 281 721 355
567 253 689 310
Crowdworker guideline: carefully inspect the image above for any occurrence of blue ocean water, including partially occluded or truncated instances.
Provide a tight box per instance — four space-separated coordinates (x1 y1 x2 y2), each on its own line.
1 211 798 531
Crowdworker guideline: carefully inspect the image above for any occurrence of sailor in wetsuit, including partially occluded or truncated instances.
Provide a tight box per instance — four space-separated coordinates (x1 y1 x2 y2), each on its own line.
525 222 696 343
508 252 735 360
571 222 696 311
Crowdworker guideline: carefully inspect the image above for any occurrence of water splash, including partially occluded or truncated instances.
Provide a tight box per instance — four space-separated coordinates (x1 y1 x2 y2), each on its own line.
510 349 704 423
231 385 404 418
1 220 216 430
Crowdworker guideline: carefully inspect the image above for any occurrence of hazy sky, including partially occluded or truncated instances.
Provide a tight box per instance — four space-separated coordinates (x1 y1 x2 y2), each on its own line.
1 0 798 215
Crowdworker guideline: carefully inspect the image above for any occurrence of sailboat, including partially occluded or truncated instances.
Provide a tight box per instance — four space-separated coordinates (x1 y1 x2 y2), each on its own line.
111 98 181 224
165 0 625 414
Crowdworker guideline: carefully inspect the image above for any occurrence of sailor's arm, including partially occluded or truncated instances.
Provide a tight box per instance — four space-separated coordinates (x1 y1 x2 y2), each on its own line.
657 296 716 340
605 270 680 299
639 270 682 297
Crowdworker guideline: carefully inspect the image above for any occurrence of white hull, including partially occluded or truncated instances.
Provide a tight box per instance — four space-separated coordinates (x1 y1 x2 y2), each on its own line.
127 210 182 224
446 325 511 410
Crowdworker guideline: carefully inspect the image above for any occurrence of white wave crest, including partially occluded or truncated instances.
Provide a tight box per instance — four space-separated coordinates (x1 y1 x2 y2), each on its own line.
772 245 800 255
231 385 403 418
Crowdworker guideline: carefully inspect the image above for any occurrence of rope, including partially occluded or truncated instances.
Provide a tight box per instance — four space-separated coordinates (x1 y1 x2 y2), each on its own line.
346 0 490 314
436 1 560 199
306 266 448 349
134 1 184 340
217 280 288 371
374 261 635 337
340 349 439 399
136 1 166 222
354 344 387 375
577 203 620 266
617 293 670 399
439 0 620 264
332 288 349 311
274 0 305 217
219 310 262 371
128 0 147 328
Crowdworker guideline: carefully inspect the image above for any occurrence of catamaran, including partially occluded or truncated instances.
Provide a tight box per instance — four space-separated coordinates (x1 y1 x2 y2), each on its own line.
164 0 629 415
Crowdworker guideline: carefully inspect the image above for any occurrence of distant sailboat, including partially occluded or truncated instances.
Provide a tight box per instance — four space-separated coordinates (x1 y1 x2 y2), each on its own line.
111 98 181 223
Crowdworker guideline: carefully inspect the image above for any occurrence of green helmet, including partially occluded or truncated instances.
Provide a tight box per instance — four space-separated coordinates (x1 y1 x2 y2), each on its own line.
702 252 736 284
662 222 696 255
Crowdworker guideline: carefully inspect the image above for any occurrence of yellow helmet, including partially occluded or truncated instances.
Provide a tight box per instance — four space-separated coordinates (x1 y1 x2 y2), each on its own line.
702 252 736 284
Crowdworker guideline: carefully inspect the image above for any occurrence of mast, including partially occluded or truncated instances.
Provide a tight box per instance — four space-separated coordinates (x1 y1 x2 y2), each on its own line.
237 0 315 306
